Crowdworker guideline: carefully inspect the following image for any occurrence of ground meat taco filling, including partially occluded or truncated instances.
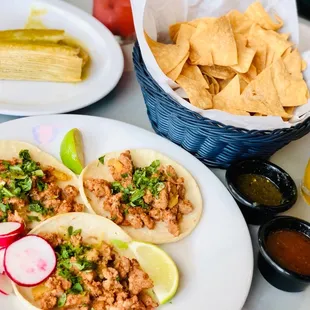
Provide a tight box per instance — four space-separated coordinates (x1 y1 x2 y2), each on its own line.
36 227 158 310
84 151 194 237
0 149 83 228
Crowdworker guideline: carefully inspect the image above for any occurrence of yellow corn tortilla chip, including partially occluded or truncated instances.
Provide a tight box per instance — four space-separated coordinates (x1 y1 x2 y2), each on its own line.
176 75 213 109
169 22 184 42
279 33 290 41
181 63 209 88
169 18 216 42
245 2 283 31
176 24 196 45
226 10 253 35
238 74 249 93
145 32 189 75
213 75 249 115
302 60 307 71
247 36 267 74
239 64 257 83
249 24 292 60
282 47 292 59
189 17 238 66
205 74 220 94
208 83 215 95
282 48 303 79
218 78 232 91
200 64 235 80
230 34 256 73
271 58 308 107
241 67 292 117
166 52 189 81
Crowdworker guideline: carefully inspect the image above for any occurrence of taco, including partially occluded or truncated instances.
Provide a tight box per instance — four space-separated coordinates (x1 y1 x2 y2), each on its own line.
79 149 202 244
13 212 160 310
0 140 84 230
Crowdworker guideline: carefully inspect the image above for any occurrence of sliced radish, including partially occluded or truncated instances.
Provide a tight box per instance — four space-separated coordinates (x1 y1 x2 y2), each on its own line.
0 274 13 295
0 232 20 248
0 248 5 274
4 235 56 287
0 222 24 236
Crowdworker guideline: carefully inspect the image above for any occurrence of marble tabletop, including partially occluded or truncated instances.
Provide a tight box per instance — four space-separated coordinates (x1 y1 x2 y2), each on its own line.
1 1 310 309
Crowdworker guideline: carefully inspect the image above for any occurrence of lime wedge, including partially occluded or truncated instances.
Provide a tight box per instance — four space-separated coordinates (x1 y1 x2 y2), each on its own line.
129 241 179 304
60 128 84 174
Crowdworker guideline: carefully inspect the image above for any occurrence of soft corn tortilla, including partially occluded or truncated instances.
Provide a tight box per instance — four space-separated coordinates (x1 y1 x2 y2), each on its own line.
13 212 133 310
79 149 203 244
0 140 84 228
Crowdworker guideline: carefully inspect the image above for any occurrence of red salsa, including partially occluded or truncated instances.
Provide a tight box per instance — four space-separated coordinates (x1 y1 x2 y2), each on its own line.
266 229 310 275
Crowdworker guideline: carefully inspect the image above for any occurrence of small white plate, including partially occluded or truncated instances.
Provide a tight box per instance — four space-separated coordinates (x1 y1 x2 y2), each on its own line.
0 0 124 116
0 115 253 310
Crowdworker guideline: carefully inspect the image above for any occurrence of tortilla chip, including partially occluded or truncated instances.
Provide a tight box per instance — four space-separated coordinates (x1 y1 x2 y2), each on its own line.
181 63 209 88
238 74 249 93
285 107 295 115
245 2 283 31
218 78 232 91
169 18 216 42
176 75 213 109
282 48 303 79
205 75 220 94
200 64 235 79
169 22 184 42
176 24 196 45
208 83 215 95
247 31 267 74
231 34 256 73
239 64 257 83
166 52 189 81
241 67 292 117
282 47 292 59
226 10 253 35
213 75 249 115
145 32 190 75
249 24 292 60
302 60 307 71
279 33 290 41
189 16 238 66
271 58 308 107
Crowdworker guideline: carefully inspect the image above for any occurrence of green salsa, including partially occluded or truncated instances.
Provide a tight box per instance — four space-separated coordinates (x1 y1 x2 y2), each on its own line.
236 174 283 206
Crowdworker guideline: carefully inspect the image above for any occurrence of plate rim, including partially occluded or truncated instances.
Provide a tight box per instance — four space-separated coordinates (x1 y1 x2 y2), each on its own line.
0 0 124 116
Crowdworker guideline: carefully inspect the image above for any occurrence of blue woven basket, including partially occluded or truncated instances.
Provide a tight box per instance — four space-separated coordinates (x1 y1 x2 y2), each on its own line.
133 42 310 169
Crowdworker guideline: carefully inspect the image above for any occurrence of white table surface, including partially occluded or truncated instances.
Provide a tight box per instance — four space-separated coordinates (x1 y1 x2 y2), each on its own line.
1 1 310 309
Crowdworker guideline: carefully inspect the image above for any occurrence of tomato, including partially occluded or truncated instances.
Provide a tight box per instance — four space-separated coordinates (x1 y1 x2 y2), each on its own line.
93 0 135 38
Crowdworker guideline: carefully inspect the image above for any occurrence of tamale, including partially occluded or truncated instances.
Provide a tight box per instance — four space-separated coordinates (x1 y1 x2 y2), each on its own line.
0 29 65 43
0 41 83 82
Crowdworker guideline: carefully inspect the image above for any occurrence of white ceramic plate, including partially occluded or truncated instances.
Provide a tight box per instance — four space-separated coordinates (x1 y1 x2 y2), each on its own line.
0 0 123 116
0 115 253 310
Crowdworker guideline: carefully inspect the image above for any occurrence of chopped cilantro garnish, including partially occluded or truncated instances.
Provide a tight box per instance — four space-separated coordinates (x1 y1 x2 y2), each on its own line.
9 165 23 174
27 215 40 222
98 156 105 165
28 202 47 215
32 169 44 177
57 293 67 307
68 226 74 236
0 203 11 213
1 187 14 198
37 179 47 192
72 259 97 271
121 173 128 178
17 176 32 192
71 282 83 294
116 276 121 282
72 228 82 236
111 215 117 221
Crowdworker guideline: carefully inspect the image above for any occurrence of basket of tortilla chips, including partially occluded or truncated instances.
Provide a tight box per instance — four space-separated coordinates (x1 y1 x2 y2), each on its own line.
133 2 310 168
